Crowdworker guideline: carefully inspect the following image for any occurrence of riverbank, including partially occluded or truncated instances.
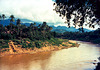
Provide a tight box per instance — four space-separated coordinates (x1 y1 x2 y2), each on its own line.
0 40 79 57
0 41 99 70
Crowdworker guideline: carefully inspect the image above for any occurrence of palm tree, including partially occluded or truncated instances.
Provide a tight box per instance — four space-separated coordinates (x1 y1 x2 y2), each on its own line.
33 22 36 26
16 19 21 36
2 14 6 20
9 15 15 30
0 15 2 24
41 22 47 31
30 23 34 28
0 15 1 21
10 15 15 22
16 19 21 25
2 14 6 25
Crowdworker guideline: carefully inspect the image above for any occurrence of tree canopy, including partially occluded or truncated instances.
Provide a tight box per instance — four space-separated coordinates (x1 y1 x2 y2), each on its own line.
53 0 100 32
0 15 55 41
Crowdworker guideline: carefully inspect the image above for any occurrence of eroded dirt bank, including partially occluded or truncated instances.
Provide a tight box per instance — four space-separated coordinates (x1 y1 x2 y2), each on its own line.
0 40 79 57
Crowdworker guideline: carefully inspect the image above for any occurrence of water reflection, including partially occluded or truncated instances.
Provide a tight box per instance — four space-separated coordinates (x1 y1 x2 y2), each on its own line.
0 41 100 70
0 52 52 70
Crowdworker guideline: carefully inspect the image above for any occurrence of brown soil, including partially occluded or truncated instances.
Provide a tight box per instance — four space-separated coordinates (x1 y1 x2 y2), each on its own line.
0 40 79 57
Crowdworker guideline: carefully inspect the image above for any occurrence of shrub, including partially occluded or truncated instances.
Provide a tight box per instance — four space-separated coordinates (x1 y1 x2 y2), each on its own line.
35 41 43 48
0 33 13 40
71 43 76 47
1 49 9 52
92 38 100 44
2 45 9 48
61 44 68 47
69 42 76 47
28 43 34 48
22 43 28 48
24 38 31 42
47 38 64 46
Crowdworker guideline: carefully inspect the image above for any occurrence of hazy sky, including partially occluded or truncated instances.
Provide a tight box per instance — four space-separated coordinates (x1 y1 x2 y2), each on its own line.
0 0 99 30
0 0 65 24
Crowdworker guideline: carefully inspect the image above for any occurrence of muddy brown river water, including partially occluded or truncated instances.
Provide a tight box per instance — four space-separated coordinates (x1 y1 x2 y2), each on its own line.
0 41 100 70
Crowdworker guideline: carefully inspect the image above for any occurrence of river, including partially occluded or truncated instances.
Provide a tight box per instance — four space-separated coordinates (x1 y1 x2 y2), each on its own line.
0 41 100 70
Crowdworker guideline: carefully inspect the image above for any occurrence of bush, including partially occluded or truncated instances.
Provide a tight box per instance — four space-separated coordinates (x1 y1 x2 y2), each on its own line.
68 42 76 47
35 41 43 48
1 49 9 52
92 38 100 44
0 40 3 43
47 38 64 46
71 43 76 47
28 43 34 48
0 33 13 40
12 39 20 45
64 39 69 42
61 44 68 47
22 43 28 48
24 38 31 42
2 45 9 48
4 40 10 43
0 40 9 46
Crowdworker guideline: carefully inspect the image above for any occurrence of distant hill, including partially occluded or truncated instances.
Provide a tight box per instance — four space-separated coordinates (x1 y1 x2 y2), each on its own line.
0 19 40 26
0 19 12 26
0 19 92 33
51 26 92 33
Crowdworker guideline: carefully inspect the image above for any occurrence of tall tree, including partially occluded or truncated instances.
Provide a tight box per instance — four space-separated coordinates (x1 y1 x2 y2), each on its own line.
33 22 36 26
2 14 6 20
2 14 6 25
9 15 15 30
16 19 21 36
10 15 15 22
0 15 1 21
0 15 2 24
30 23 34 28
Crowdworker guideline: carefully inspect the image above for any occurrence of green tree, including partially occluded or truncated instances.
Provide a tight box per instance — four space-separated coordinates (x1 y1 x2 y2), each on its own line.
2 14 6 25
0 15 2 24
33 22 36 26
0 24 4 33
16 19 21 36
30 23 34 28
10 15 15 22
2 14 6 20
0 15 2 21
9 15 15 30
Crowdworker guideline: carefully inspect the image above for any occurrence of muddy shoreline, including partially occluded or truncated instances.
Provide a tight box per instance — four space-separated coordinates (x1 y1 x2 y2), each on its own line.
0 40 79 57
0 45 78 57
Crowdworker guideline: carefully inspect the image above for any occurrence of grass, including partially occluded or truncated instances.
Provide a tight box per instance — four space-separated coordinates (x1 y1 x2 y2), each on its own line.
61 44 68 47
47 38 69 46
47 38 62 46
34 40 43 48
0 38 77 50
0 39 9 49
68 42 76 47
0 45 9 49
1 49 9 52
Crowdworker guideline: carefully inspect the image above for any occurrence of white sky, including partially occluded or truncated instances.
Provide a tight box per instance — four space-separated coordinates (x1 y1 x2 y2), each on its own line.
0 0 65 23
0 0 99 30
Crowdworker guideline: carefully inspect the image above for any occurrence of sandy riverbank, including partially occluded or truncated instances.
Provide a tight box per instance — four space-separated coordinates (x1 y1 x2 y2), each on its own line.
0 40 79 57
